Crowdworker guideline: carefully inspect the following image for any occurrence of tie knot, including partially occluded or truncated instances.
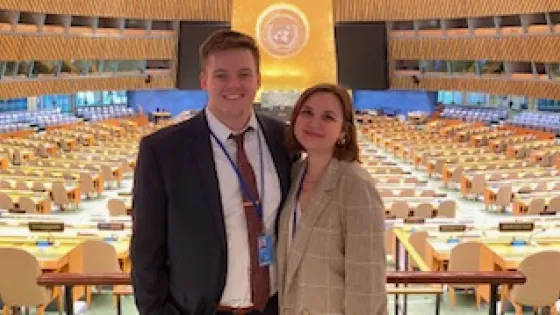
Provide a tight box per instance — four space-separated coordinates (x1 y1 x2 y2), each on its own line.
229 127 253 147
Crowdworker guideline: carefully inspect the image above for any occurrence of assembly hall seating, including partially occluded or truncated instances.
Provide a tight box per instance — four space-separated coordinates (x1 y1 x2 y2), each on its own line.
506 111 560 136
358 112 560 313
440 105 509 123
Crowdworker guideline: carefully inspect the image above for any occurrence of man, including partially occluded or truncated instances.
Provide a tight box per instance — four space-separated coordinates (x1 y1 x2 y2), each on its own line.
131 30 292 315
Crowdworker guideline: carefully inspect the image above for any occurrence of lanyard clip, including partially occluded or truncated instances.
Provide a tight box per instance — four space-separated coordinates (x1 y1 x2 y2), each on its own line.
243 200 260 207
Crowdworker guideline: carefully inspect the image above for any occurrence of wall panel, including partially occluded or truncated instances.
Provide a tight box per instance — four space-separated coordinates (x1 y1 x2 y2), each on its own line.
2 0 560 22
334 0 560 21
0 76 175 99
0 35 176 60
390 36 560 63
232 0 337 90
391 76 560 100
0 0 231 21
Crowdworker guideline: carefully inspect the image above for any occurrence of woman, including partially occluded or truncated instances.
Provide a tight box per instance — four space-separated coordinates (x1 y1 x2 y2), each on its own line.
277 83 387 315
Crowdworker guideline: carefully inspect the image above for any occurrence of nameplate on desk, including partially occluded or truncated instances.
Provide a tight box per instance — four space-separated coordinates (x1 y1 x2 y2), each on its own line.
499 222 534 232
385 215 397 220
28 222 65 232
539 211 557 216
9 208 26 214
97 223 125 231
439 224 467 232
404 218 425 224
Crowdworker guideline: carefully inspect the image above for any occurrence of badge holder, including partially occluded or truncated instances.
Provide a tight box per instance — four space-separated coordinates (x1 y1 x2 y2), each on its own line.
258 234 274 267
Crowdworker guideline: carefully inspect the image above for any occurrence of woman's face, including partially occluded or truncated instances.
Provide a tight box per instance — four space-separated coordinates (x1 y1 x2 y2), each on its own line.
294 92 344 156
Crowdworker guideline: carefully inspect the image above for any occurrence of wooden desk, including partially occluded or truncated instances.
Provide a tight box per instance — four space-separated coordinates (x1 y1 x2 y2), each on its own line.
469 130 514 147
378 187 444 197
488 135 536 153
507 140 560 158
443 160 532 185
427 154 510 176
424 231 560 271
404 142 470 163
0 144 38 159
384 197 448 217
483 179 560 208
529 147 560 165
30 135 78 151
376 182 428 188
0 232 130 271
34 159 123 184
460 167 559 196
394 225 560 304
365 166 407 175
4 168 102 195
416 147 490 170
512 191 560 215
2 139 57 155
0 189 52 213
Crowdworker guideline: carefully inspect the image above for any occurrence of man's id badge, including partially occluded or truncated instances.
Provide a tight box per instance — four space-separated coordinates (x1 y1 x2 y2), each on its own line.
258 234 274 267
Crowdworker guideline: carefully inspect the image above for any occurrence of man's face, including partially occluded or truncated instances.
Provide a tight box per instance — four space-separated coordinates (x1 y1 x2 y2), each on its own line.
201 49 261 123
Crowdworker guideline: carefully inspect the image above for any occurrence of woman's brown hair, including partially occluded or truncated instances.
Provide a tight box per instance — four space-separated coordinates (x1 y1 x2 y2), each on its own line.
285 83 360 162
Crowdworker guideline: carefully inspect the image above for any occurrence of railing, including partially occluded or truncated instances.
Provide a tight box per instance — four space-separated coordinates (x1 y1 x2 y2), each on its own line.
390 25 560 38
0 22 175 38
0 69 173 83
389 230 525 315
37 271 525 315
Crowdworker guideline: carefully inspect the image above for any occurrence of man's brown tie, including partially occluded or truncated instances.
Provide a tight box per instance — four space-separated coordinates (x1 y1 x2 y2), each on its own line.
230 130 270 311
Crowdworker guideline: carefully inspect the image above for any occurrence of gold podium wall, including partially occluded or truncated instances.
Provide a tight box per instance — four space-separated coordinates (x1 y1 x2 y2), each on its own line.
231 0 337 92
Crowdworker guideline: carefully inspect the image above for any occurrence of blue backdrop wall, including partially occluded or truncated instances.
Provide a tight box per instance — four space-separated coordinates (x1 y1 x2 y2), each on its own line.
127 89 208 116
127 89 437 116
353 90 437 114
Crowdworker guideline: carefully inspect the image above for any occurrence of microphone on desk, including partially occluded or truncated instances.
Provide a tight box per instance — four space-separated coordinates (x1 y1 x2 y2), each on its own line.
510 237 527 247
36 232 57 247
104 234 118 242
447 235 460 244
509 228 546 246
526 228 547 246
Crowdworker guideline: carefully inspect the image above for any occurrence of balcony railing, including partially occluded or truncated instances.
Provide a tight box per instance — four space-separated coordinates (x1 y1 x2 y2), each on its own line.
37 271 525 315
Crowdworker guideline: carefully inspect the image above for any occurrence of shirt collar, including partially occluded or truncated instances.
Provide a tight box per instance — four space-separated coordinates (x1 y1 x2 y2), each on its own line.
205 107 259 144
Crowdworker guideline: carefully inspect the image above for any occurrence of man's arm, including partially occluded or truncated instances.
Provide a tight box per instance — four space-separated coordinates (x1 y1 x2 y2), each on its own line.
131 137 176 314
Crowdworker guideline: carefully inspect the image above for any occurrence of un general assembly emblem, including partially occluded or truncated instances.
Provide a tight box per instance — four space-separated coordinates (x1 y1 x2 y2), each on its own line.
256 4 310 58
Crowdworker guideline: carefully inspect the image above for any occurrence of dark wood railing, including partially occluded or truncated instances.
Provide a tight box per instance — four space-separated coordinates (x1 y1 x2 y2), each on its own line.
37 271 525 315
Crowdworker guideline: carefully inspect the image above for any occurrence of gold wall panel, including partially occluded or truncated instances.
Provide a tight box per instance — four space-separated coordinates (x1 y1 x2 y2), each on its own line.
0 76 175 100
391 76 560 100
334 0 560 21
390 36 560 63
2 0 560 22
0 35 176 61
232 0 337 91
0 0 231 20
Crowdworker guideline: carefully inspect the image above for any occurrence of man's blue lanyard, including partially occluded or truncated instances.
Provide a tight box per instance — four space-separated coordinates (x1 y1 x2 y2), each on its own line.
209 128 265 221
292 167 307 239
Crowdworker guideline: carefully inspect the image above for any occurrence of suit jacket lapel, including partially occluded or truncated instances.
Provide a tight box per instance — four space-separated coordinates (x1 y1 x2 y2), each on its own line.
284 159 343 295
187 111 226 250
277 161 305 300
